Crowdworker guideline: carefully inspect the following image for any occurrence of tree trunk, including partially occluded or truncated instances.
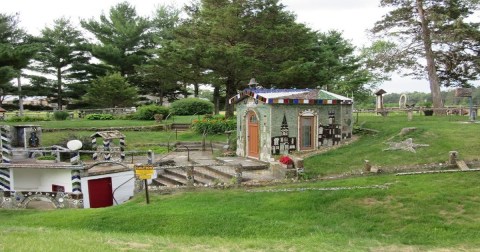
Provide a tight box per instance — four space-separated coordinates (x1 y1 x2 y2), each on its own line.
158 90 164 106
213 86 220 115
224 77 236 118
57 68 63 110
194 82 199 97
17 74 24 116
416 0 443 109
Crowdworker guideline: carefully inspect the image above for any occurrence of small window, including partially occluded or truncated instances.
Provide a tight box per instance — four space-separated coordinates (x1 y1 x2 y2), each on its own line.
52 184 65 192
249 114 257 123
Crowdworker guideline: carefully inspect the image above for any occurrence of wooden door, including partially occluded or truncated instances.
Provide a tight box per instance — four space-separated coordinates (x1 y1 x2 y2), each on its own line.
88 177 113 208
300 116 315 151
247 111 259 158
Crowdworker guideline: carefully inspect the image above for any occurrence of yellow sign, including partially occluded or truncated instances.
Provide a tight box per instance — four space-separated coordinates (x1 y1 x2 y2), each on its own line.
134 164 154 179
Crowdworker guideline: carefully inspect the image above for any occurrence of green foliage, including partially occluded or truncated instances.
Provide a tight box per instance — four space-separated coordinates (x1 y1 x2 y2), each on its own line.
31 17 90 110
37 155 56 160
53 111 69 120
170 98 213 116
192 115 236 134
5 116 48 122
80 2 151 78
133 104 169 120
83 73 138 108
85 113 114 120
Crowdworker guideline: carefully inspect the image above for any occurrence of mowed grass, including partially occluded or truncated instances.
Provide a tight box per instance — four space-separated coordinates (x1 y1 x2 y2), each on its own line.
305 113 480 176
41 130 228 149
2 115 201 128
1 172 480 251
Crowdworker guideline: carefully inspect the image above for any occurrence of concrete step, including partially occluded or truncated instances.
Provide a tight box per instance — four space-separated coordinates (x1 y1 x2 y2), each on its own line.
152 177 181 187
194 166 232 183
164 168 209 185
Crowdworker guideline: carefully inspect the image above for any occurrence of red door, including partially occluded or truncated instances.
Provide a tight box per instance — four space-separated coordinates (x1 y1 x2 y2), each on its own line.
247 111 259 158
88 177 113 208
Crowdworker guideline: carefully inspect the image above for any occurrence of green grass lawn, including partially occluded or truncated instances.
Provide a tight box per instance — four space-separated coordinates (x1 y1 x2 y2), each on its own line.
304 113 480 176
1 172 479 251
2 115 201 128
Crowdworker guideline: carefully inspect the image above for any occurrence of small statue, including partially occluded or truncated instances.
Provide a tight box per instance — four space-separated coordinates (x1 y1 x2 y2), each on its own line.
29 132 39 147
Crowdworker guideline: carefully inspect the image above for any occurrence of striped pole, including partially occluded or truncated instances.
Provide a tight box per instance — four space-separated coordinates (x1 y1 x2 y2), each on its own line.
0 168 11 190
71 170 82 194
1 126 12 163
120 137 126 162
103 139 111 161
70 151 80 165
91 136 98 161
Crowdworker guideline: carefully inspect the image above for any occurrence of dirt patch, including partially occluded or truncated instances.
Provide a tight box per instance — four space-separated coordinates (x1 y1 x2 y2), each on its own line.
107 240 152 251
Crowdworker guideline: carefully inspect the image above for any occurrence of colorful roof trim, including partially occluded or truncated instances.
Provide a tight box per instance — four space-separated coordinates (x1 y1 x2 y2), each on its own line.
229 88 353 105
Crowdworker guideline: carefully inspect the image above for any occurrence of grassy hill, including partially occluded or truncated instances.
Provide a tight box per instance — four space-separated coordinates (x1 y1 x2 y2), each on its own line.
304 113 480 176
1 113 479 251
1 172 479 251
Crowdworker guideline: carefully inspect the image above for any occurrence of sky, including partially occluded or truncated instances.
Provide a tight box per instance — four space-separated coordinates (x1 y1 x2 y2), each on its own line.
3 0 435 94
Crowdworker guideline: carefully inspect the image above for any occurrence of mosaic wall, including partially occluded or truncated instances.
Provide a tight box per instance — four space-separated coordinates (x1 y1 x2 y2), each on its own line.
0 191 84 209
236 98 353 162
271 114 296 155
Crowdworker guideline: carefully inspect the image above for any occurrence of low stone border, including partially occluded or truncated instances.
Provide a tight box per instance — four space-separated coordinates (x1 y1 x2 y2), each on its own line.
246 184 390 193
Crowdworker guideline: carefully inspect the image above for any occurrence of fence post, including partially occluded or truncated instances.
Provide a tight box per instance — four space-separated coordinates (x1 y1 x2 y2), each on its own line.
235 164 243 187
147 150 153 164
186 165 195 187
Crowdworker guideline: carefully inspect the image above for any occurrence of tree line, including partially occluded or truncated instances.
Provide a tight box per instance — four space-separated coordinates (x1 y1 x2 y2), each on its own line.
1 0 479 118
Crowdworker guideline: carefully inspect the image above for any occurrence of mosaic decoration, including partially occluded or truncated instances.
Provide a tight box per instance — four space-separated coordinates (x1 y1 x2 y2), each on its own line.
318 111 341 147
92 137 98 161
91 131 126 162
229 89 353 105
271 114 297 154
1 191 83 209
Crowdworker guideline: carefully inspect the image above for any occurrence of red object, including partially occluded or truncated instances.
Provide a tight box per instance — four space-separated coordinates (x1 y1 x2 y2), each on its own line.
279 155 293 165
88 177 113 208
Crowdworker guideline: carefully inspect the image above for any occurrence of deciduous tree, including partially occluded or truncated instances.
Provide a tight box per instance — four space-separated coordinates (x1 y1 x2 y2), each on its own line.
370 0 480 109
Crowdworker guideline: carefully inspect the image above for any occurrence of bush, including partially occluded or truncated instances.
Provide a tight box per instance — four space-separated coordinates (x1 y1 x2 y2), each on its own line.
85 113 114 120
170 98 213 116
53 111 69 120
192 115 236 134
6 116 49 122
133 105 169 120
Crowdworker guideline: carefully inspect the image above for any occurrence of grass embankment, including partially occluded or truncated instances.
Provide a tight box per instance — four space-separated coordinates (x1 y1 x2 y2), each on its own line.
1 172 480 251
305 113 480 176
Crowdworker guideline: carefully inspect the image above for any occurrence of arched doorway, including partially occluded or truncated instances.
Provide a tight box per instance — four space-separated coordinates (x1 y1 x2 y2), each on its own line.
247 111 259 158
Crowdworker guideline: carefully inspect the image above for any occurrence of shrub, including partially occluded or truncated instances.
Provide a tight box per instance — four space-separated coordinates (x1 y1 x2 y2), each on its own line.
85 113 114 120
133 105 169 120
53 111 69 120
170 98 213 116
6 116 49 122
192 115 236 134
